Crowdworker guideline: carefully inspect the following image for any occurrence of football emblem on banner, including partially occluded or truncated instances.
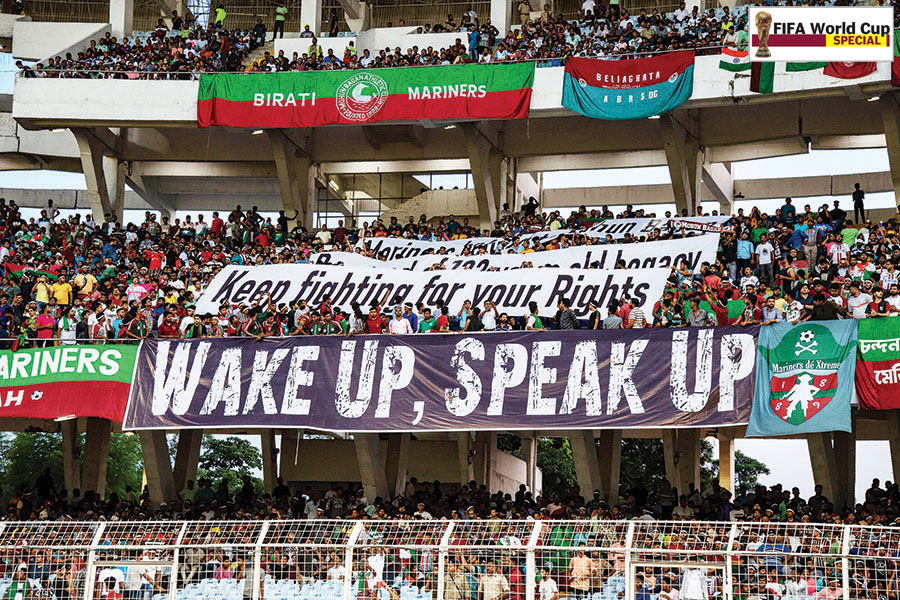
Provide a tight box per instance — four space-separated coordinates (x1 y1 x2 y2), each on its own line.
767 324 841 426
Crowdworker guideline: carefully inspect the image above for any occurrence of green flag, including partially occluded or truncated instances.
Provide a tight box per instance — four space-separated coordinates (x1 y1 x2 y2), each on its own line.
786 62 827 72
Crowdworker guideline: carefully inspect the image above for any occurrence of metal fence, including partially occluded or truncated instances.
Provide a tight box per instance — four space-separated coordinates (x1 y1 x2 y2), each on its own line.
0 519 892 600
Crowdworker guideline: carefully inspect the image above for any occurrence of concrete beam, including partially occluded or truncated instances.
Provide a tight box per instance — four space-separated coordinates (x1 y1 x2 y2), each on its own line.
125 172 176 217
570 430 602 498
880 93 900 206
323 158 470 175
354 433 389 502
139 430 177 506
261 430 278 495
81 418 111 498
706 136 809 163
134 161 278 178
172 429 202 492
663 430 678 491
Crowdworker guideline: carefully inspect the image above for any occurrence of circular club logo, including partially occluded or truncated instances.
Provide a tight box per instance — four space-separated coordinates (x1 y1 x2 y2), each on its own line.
336 73 389 121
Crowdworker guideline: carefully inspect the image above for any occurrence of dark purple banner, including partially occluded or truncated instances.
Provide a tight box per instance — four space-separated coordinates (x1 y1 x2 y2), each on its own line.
124 327 758 432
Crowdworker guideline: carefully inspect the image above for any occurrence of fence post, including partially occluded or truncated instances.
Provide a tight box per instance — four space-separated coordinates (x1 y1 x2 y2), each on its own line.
841 525 851 597
437 521 455 600
344 520 365 600
525 520 543 600
252 521 271 600
724 523 738 600
84 522 107 600
624 521 636 600
169 522 188 600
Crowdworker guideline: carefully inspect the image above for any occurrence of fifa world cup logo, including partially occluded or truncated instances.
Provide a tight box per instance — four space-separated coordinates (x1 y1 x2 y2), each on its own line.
755 11 772 58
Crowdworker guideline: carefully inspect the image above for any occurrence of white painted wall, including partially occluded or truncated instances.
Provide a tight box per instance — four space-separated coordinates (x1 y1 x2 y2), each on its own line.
276 29 464 60
0 14 29 40
13 78 198 124
10 54 891 125
279 437 538 493
12 22 109 61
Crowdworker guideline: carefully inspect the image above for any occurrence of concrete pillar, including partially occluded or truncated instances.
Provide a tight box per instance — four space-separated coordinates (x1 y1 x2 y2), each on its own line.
475 431 499 491
807 432 839 510
61 419 81 498
489 0 512 53
718 435 735 494
880 94 900 206
675 429 701 496
663 430 678 492
702 161 734 215
570 430 602 498
458 432 474 486
354 433 389 502
596 430 621 503
139 430 177 506
109 0 134 39
461 123 501 230
172 429 202 492
660 112 701 216
300 0 323 35
81 418 111 498
834 428 856 510
522 433 538 495
101 157 126 224
72 128 113 223
269 130 315 229
888 411 900 484
384 433 410 500
260 431 278 495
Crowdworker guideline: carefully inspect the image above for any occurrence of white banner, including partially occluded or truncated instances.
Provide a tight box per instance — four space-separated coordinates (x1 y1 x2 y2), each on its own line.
195 264 672 321
318 234 719 273
356 217 730 260
748 6 893 63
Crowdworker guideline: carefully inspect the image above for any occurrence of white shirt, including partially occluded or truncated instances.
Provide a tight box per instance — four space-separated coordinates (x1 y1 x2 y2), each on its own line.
847 293 872 319
829 243 850 263
388 317 412 334
755 242 774 265
581 0 594 13
539 578 559 600
481 309 497 330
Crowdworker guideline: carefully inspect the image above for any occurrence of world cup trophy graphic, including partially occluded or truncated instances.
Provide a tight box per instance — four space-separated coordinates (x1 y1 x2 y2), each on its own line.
755 11 773 58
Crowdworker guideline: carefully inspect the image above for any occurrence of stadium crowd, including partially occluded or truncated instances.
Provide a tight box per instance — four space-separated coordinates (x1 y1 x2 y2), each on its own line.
0 186 888 346
19 0 752 77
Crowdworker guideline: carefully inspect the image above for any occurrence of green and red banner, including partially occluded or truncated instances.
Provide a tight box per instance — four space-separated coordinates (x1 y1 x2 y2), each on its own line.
0 344 136 422
747 321 856 437
856 318 900 410
197 63 535 128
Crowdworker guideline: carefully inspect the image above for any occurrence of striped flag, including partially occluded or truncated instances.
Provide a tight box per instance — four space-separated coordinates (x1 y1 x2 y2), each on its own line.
718 48 750 72
750 62 774 94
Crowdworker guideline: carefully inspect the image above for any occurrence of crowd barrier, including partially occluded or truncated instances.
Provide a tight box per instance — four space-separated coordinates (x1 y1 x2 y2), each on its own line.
0 519 888 600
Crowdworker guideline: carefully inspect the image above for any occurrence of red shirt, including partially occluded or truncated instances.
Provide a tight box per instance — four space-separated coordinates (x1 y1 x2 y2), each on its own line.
436 315 449 330
210 218 224 236
366 316 386 333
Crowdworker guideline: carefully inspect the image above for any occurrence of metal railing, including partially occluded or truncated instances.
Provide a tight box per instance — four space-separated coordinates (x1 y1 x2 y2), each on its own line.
0 519 889 600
